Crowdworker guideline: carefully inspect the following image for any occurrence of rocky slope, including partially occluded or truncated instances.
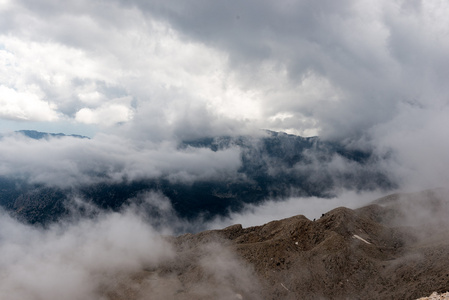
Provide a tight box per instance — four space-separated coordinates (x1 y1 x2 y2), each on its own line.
104 189 449 300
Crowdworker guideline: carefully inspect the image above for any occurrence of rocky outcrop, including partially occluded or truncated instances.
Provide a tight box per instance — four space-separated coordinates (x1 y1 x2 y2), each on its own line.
107 189 449 299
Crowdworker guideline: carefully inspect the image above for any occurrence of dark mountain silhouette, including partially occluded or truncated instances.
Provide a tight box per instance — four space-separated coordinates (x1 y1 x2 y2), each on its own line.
15 130 90 139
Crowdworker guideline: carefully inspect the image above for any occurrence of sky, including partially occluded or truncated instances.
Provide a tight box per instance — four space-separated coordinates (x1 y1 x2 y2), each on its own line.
1 1 449 204
0 0 447 140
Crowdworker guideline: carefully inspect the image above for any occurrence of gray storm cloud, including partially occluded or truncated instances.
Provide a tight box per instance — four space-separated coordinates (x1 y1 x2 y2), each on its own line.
1 0 446 140
127 0 449 138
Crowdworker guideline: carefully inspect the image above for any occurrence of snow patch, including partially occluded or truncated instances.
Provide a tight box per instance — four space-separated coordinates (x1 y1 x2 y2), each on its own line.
353 234 371 245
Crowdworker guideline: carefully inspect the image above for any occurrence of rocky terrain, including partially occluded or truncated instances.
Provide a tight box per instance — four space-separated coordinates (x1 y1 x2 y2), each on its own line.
418 292 449 300
103 189 449 299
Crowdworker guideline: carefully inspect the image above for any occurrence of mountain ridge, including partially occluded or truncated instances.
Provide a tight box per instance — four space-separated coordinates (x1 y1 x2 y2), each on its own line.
15 129 90 139
0 130 395 227
106 189 449 300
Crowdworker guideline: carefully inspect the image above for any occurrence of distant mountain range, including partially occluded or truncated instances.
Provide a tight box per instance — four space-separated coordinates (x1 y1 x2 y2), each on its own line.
15 130 90 139
0 130 396 227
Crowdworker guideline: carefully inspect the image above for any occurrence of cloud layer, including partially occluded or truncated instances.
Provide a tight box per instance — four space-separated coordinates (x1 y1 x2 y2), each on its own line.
0 192 264 300
0 204 173 300
1 0 447 139
0 133 242 187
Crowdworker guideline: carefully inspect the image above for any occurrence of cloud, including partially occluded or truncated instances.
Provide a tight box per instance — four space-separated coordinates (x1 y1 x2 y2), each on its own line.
207 190 385 229
75 97 134 126
195 242 262 299
0 190 266 300
127 0 449 139
2 0 448 148
0 133 242 187
0 205 174 300
372 104 449 190
0 34 119 121
0 85 59 121
0 1 262 136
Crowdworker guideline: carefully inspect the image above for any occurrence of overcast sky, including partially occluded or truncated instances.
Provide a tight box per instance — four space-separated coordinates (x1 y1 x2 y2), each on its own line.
1 0 447 139
1 0 449 190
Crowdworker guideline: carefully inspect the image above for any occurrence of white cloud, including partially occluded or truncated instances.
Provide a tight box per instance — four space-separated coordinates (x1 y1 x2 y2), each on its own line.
0 35 118 123
75 104 132 125
0 206 174 300
207 190 386 229
75 97 134 126
0 85 59 121
0 133 243 187
372 104 449 190
0 4 264 134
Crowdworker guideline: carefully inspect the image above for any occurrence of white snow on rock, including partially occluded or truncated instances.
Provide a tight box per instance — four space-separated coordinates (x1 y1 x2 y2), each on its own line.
352 234 371 245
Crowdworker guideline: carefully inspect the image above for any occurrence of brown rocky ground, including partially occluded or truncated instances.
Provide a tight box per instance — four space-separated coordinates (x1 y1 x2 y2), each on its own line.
106 189 449 299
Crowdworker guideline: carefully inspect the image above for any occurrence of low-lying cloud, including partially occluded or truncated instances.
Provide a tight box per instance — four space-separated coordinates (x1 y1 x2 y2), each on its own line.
0 205 173 300
0 133 242 187
0 192 264 300
207 190 385 229
372 104 449 191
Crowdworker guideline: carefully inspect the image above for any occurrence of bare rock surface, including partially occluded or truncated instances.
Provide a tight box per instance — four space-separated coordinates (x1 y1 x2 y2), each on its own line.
417 292 449 300
107 189 449 299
